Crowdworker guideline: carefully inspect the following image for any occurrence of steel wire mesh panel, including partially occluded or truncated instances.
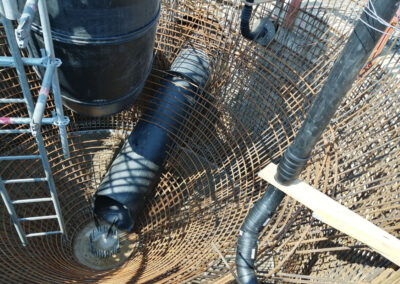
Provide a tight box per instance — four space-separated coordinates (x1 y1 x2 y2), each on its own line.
0 0 399 283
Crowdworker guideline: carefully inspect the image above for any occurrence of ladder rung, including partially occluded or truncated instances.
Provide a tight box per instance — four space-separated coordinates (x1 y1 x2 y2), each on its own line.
0 98 25 104
12 197 52 204
0 129 31 134
26 231 62 238
0 155 40 161
19 215 58 222
0 56 47 67
3 177 47 184
0 117 55 125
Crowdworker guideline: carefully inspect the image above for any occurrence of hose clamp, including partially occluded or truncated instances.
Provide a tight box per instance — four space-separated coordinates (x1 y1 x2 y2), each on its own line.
53 116 70 127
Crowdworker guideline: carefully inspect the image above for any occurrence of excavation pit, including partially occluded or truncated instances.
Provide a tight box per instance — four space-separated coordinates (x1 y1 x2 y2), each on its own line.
0 0 399 283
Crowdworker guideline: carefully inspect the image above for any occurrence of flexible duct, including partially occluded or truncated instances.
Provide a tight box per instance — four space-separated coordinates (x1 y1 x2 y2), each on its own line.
93 48 210 231
236 0 400 283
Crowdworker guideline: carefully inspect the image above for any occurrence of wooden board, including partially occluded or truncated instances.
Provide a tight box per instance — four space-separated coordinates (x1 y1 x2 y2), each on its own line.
259 163 400 266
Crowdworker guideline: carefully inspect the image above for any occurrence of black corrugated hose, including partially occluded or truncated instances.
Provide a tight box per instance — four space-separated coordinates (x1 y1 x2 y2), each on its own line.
240 0 258 40
236 186 284 284
241 0 274 42
236 0 400 283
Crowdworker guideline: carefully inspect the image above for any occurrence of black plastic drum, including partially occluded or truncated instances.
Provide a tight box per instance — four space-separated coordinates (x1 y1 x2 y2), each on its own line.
26 0 160 117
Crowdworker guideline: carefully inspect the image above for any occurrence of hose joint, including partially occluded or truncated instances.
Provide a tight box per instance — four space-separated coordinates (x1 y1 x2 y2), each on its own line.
275 147 309 185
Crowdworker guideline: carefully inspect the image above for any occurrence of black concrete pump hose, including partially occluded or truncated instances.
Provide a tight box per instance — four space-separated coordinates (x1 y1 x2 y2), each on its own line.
236 0 400 283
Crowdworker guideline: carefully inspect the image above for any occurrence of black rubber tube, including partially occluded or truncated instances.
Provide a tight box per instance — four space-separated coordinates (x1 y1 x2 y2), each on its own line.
93 48 210 231
236 186 285 284
276 0 400 184
240 1 276 46
236 0 400 282
241 1 258 41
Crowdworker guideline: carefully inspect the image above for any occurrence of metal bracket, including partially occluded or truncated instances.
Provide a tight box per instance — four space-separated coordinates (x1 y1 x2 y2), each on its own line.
51 111 69 127
15 0 38 48
53 116 69 127
52 58 62 67
36 56 49 66
29 122 39 137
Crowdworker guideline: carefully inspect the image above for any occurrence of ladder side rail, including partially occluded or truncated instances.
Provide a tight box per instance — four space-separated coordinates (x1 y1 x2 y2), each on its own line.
37 0 69 158
34 130 66 236
0 176 27 246
0 1 35 117
0 1 66 244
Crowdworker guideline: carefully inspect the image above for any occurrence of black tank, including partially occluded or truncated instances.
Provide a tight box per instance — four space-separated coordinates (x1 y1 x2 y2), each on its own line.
26 0 160 117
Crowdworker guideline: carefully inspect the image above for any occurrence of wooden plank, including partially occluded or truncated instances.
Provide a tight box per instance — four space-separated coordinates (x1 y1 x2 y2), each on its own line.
258 163 400 266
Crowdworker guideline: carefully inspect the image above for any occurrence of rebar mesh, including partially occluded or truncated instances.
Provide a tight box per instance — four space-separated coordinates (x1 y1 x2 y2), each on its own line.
0 0 399 283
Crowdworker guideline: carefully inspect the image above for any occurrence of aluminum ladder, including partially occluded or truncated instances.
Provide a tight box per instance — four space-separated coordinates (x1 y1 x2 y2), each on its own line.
0 0 69 246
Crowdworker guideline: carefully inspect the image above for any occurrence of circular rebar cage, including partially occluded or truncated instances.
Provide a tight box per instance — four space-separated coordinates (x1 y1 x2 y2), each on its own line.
0 0 399 283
